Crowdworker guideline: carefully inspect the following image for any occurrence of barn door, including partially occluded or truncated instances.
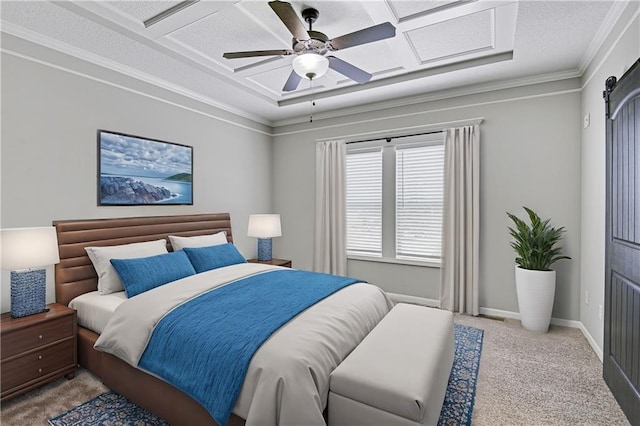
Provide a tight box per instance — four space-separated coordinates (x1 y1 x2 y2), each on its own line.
603 58 640 426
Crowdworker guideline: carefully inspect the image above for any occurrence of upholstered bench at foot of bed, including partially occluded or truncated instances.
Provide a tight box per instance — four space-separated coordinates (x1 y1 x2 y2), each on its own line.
328 303 454 426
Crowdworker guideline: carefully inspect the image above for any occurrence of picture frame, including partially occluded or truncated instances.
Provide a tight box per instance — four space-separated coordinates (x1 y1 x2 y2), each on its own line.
97 130 193 206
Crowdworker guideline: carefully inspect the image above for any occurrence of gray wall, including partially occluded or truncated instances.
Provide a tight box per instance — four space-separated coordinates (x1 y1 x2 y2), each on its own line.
273 80 583 320
580 4 640 354
0 36 273 313
3 6 638 332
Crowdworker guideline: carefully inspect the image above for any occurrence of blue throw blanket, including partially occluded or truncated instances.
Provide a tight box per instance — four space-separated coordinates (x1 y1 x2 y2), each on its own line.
138 269 359 426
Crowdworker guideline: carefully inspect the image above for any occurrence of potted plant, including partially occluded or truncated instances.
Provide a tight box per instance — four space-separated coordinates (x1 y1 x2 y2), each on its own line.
507 207 571 332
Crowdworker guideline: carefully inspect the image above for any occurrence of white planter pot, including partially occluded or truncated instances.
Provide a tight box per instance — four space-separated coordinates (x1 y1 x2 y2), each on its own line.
515 266 556 332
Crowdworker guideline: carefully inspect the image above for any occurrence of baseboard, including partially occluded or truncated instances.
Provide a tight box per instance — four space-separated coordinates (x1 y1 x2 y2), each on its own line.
479 307 603 362
578 322 604 362
392 302 581 328
387 300 603 361
478 307 521 321
387 293 441 308
478 307 582 327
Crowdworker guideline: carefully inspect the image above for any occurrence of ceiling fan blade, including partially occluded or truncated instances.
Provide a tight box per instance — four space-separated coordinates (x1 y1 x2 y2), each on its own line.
282 70 302 92
268 1 309 41
327 56 372 84
223 50 293 59
329 22 396 51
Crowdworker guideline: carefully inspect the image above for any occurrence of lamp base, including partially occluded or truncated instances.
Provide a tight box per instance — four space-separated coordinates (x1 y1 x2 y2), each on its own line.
257 238 273 262
11 269 47 318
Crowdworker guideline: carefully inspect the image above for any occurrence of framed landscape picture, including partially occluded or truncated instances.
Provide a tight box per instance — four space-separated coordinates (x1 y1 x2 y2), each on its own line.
98 130 193 205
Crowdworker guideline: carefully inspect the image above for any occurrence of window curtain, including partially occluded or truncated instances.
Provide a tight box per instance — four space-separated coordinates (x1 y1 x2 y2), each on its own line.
314 140 347 275
440 125 480 315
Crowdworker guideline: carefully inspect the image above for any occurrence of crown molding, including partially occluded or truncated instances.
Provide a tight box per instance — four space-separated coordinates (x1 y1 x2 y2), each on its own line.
3 0 626 132
0 22 272 127
577 0 630 75
3 46 274 137
581 3 640 89
272 69 581 128
272 86 580 137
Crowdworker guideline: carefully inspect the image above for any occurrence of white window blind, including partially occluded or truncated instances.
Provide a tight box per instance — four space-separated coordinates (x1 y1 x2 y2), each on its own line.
346 150 382 257
396 143 445 260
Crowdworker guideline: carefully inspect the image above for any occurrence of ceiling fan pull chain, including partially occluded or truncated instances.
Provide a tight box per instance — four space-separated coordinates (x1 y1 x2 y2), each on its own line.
310 100 316 123
309 79 315 123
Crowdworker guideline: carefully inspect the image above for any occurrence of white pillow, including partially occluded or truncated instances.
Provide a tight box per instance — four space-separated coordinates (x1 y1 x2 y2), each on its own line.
85 239 168 295
168 231 228 251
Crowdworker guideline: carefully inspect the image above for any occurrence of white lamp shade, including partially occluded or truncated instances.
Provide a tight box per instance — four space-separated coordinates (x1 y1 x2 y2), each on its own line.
1 227 60 270
292 53 329 80
248 214 282 239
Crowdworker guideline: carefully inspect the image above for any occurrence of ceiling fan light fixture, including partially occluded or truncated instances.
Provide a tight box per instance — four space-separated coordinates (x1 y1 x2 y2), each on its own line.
292 53 329 80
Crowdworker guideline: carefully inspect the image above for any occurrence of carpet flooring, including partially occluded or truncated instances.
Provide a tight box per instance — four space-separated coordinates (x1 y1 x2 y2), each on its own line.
454 315 630 425
1 314 630 425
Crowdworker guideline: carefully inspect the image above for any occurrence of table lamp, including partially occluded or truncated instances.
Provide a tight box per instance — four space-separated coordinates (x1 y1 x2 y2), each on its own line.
247 214 282 262
1 227 60 318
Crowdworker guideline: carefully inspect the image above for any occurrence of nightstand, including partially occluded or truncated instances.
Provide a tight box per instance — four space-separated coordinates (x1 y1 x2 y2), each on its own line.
1 303 77 401
248 258 292 268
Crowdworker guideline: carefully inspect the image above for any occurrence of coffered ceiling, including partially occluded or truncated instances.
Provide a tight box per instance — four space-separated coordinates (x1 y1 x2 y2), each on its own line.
0 1 623 125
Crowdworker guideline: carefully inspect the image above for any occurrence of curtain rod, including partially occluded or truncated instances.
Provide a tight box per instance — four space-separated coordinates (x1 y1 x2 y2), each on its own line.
346 130 443 145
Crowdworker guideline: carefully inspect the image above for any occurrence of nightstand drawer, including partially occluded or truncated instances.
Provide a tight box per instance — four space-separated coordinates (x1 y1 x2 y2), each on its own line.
1 339 75 392
1 315 74 360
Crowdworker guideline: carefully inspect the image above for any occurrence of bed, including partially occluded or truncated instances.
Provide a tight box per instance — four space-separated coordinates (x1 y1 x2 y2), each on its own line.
53 213 392 426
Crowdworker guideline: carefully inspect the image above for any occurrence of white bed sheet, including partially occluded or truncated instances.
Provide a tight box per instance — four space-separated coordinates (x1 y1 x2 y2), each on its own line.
69 291 127 334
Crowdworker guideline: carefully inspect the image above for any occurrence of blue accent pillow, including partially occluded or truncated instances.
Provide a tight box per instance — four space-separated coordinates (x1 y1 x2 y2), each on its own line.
183 243 247 273
110 250 197 298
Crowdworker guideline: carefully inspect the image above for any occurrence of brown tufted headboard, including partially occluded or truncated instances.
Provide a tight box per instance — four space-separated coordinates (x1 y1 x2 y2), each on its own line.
53 213 233 306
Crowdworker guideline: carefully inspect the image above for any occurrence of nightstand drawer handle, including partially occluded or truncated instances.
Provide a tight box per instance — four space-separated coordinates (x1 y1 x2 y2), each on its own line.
38 355 43 360
38 335 43 340
38 368 42 373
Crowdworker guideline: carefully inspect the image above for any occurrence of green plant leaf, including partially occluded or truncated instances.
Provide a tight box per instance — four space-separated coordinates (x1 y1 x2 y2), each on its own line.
506 207 571 271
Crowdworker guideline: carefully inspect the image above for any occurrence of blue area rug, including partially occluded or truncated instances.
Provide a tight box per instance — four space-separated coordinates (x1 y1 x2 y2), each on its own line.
49 323 483 426
47 391 169 426
438 323 484 426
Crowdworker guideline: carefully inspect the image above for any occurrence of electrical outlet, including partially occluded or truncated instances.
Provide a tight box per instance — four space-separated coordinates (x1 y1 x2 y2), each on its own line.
583 113 591 128
599 304 603 321
585 290 589 305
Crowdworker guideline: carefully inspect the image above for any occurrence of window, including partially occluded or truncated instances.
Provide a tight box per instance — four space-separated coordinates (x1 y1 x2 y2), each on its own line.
346 150 382 256
396 144 444 260
346 134 445 264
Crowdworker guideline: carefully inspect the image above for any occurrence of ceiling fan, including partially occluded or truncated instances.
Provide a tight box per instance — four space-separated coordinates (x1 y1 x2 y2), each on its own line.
223 1 396 92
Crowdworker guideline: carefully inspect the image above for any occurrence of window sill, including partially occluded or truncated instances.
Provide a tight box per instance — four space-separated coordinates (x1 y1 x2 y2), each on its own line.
347 255 441 269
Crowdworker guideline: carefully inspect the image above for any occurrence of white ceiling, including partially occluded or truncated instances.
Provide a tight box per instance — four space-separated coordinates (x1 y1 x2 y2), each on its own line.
0 1 624 125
